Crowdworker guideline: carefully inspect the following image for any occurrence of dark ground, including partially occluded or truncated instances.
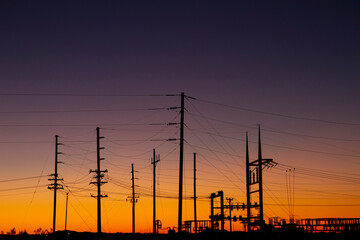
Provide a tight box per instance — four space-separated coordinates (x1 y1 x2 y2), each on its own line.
1 229 359 240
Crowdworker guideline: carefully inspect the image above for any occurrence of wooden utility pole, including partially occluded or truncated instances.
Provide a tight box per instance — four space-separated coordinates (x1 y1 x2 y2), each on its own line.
178 92 184 233
48 135 63 233
193 153 197 234
90 127 107 235
258 125 264 226
131 163 138 234
246 132 251 231
151 149 160 234
127 163 138 234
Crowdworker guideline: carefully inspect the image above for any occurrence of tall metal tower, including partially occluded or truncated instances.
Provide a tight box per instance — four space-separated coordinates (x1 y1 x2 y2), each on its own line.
246 126 276 231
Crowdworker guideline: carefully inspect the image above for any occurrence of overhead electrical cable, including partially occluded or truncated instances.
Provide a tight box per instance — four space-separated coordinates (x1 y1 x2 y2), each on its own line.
186 99 245 169
0 107 170 114
265 204 360 207
0 184 49 192
188 112 359 142
194 98 360 126
0 123 168 127
262 128 360 142
0 175 50 183
0 93 177 97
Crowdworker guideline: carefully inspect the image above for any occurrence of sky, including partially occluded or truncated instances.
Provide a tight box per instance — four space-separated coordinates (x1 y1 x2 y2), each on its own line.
0 0 359 234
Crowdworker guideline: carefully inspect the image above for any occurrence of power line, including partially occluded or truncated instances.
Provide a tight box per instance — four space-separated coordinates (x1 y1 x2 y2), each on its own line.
265 204 360 207
188 127 360 158
0 93 176 97
0 123 167 127
262 128 360 142
195 98 360 126
186 99 244 169
279 163 360 177
0 184 49 192
188 112 360 142
276 164 360 183
0 140 53 144
0 107 170 114
0 175 50 183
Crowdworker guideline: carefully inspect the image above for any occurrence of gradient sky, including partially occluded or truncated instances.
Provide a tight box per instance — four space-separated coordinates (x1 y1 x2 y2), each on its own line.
0 0 359 234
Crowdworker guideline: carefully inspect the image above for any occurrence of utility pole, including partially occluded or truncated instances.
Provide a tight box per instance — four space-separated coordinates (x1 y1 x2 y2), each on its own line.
90 127 108 236
258 125 264 226
128 163 139 234
151 149 160 234
245 132 250 232
226 197 233 232
220 191 224 231
132 163 135 234
48 135 63 233
178 92 184 233
65 192 69 231
193 153 197 234
293 168 295 223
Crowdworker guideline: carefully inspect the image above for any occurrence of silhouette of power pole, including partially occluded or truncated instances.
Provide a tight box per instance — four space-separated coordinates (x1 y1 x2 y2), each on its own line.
245 132 250 231
127 163 139 234
258 126 264 224
48 135 63 233
178 92 184 233
90 127 108 235
246 125 276 231
193 153 197 234
226 197 233 232
151 149 160 234
65 192 69 231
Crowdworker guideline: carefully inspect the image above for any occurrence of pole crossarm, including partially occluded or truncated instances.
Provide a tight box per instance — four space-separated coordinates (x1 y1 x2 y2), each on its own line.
91 194 108 198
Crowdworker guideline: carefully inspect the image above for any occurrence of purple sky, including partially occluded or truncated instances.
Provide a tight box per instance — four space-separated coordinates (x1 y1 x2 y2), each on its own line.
1 1 359 104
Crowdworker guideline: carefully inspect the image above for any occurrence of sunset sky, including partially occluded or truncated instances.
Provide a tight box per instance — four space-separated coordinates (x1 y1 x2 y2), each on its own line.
0 0 359 234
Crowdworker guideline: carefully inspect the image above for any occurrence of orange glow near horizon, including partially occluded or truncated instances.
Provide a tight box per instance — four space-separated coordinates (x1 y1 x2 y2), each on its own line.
0 95 359 234
1 138 359 234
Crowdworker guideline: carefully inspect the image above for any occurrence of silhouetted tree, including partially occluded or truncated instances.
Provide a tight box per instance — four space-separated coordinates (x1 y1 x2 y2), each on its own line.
34 228 42 235
7 228 16 235
18 229 27 235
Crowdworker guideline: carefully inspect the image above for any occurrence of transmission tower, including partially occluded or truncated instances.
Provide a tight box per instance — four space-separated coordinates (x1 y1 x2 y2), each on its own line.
246 126 276 231
48 135 63 233
90 127 108 235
